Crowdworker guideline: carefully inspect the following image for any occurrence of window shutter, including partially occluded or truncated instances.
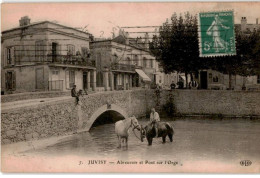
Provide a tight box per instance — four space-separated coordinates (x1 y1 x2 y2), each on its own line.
48 42 52 62
35 41 39 61
43 41 47 62
4 48 7 66
65 70 70 89
12 70 16 90
72 46 75 55
5 71 8 89
57 44 61 55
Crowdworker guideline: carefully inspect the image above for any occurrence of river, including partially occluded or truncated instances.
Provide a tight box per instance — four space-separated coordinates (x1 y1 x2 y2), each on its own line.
22 117 260 166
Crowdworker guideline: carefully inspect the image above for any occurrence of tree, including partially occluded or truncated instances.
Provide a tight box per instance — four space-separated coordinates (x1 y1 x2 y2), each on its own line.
150 12 260 89
208 29 260 88
150 12 205 87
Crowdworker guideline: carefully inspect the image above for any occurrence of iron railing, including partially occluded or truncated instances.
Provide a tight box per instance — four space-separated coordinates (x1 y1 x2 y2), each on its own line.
48 80 63 91
47 55 95 67
111 63 135 72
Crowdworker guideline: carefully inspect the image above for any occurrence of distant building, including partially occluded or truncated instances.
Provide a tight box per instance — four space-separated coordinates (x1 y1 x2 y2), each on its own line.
236 17 260 33
1 16 96 94
199 69 260 90
198 17 260 90
154 65 188 89
90 30 157 91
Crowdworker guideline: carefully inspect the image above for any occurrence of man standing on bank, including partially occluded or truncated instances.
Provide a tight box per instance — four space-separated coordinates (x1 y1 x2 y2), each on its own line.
150 108 160 137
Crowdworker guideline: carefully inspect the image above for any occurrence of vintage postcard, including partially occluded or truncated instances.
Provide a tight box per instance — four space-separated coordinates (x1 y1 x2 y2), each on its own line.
1 2 260 173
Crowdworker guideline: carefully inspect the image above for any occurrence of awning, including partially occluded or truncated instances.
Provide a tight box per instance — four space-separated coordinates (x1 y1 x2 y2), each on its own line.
135 69 151 82
179 75 186 81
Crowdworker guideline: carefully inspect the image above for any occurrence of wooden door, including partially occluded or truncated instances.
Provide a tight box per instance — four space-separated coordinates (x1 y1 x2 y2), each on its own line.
36 68 44 90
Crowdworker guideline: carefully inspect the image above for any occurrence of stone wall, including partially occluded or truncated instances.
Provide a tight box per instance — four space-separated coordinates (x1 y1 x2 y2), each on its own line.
172 90 260 116
1 91 70 103
1 89 260 144
1 98 78 144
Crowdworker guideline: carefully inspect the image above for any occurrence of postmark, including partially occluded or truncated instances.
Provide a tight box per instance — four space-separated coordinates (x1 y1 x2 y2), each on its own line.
198 10 236 57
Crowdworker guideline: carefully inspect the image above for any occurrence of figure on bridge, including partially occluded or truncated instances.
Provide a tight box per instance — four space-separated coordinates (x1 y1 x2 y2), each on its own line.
71 85 79 105
71 85 87 105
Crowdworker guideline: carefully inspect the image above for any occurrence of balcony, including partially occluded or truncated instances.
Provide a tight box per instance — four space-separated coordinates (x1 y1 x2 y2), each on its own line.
111 63 135 73
47 54 96 69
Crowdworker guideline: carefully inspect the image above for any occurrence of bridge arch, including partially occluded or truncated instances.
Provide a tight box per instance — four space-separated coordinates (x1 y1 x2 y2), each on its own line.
84 104 128 131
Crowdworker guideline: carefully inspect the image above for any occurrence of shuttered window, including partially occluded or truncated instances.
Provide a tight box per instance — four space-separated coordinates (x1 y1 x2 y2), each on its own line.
67 44 75 56
5 47 15 66
150 59 154 68
35 40 45 61
117 74 123 85
143 57 147 68
81 47 89 58
65 70 75 89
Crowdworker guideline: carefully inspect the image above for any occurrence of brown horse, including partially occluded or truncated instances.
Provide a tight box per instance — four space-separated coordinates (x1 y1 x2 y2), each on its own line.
141 122 174 146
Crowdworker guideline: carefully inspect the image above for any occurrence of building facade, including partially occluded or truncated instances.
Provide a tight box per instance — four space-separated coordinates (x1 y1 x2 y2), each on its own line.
239 17 260 32
198 17 260 90
1 16 96 94
198 69 260 90
90 31 157 91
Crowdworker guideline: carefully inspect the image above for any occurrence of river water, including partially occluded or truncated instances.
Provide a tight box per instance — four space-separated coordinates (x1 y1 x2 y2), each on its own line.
23 117 260 166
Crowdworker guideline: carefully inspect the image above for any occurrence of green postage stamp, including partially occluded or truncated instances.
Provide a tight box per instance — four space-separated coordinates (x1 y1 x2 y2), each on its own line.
198 10 236 57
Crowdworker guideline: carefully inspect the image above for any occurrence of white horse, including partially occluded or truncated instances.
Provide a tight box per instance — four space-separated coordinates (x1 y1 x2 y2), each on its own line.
115 116 140 148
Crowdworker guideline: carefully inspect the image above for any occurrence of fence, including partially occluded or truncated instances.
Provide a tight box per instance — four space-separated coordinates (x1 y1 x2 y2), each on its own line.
49 80 63 91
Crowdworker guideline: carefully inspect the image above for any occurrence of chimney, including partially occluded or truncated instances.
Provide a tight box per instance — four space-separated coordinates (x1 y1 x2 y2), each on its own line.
256 18 259 25
19 16 31 27
136 37 142 45
241 17 247 32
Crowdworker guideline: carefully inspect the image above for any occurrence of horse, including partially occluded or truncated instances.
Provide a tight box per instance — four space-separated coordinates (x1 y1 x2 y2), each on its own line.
141 122 174 146
115 116 140 148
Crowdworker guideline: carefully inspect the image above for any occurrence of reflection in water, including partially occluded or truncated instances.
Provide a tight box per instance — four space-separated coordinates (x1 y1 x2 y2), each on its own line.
24 117 260 163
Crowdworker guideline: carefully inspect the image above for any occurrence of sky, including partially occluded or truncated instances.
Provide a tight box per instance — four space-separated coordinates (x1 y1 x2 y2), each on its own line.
1 2 260 38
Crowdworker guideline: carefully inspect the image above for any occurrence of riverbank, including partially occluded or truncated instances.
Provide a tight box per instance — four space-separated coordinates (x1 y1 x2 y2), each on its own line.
1 89 260 145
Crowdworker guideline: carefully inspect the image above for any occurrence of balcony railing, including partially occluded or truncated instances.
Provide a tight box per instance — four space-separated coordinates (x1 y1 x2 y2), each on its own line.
48 80 63 91
111 63 135 72
46 54 95 67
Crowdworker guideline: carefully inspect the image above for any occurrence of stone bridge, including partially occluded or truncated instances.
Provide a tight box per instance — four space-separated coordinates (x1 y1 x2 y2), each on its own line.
1 90 163 144
77 89 162 131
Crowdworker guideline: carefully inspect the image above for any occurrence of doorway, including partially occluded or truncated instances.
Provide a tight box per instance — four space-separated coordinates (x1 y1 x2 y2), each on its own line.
52 42 58 62
36 68 44 90
200 71 208 89
83 72 88 90
114 73 117 90
5 71 15 91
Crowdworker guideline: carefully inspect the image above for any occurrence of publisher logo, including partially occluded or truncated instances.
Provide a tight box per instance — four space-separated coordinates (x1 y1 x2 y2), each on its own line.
240 160 252 166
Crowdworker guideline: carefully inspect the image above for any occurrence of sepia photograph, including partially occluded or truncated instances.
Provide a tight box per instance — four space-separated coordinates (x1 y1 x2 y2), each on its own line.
1 1 260 173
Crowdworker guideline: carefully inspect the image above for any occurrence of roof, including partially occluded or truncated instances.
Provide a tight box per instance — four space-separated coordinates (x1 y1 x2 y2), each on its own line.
2 20 91 35
111 35 150 52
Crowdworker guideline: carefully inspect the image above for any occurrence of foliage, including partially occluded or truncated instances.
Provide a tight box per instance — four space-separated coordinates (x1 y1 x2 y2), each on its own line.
162 92 176 117
150 12 260 77
208 29 260 76
150 12 203 75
